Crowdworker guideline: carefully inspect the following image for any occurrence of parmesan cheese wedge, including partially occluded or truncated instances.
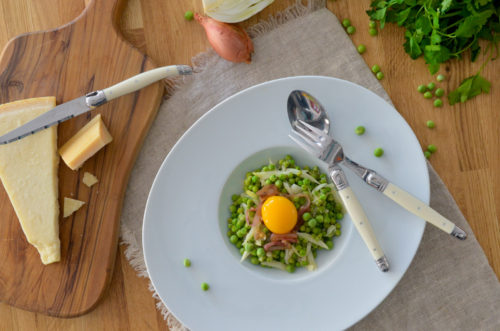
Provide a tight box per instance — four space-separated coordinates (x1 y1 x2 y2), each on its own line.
63 197 85 218
59 114 112 170
0 97 60 264
82 172 98 187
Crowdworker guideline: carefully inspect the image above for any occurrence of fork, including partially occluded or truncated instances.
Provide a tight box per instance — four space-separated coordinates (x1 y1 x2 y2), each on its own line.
290 120 390 272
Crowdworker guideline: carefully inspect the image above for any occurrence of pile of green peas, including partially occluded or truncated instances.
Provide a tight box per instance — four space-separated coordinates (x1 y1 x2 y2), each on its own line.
227 155 344 273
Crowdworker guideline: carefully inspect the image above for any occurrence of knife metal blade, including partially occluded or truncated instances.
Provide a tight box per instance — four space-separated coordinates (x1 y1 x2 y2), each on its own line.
0 96 89 145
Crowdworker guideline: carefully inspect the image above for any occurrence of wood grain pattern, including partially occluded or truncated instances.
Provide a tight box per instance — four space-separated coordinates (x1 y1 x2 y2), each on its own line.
0 0 498 329
0 0 163 318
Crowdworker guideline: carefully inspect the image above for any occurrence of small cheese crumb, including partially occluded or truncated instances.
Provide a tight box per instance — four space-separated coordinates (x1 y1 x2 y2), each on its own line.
63 197 85 218
82 172 98 187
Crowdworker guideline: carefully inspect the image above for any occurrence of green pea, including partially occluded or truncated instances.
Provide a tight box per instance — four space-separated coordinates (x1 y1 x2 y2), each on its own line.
426 120 435 128
313 228 320 234
316 215 324 222
355 126 366 135
347 26 356 34
231 194 239 201
302 212 312 221
184 11 194 21
342 18 351 28
229 205 236 213
279 174 287 181
434 99 443 107
275 180 283 188
437 74 445 82
423 91 433 99
424 151 431 159
417 85 427 93
244 242 254 252
376 72 384 80
326 240 334 250
230 235 238 244
251 175 258 183
369 20 376 28
335 229 341 237
183 258 191 267
435 88 444 97
286 264 296 273
374 147 384 157
256 248 265 257
250 257 259 265
265 179 271 185
201 282 209 291
336 213 343 220
335 222 341 229
262 166 269 171
369 28 378 36
308 218 318 228
371 65 380 73
268 164 276 170
357 44 366 54
428 144 437 153
427 82 436 90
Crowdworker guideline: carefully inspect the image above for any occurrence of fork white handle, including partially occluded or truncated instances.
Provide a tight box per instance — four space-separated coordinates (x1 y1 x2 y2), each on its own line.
342 158 467 239
330 166 389 272
383 183 466 238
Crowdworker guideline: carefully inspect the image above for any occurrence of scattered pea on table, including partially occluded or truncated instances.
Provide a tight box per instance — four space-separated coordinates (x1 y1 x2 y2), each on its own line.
342 18 351 28
437 74 445 82
346 26 356 34
424 91 433 99
428 144 437 153
183 258 191 267
424 151 432 159
369 28 378 36
357 44 366 54
371 64 381 73
426 120 435 128
376 71 384 80
435 88 444 97
201 282 210 291
184 10 194 21
369 20 376 28
434 99 443 107
417 85 427 93
427 82 436 90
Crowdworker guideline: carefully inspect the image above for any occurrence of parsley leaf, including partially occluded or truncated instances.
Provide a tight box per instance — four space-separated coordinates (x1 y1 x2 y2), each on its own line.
455 10 495 38
448 74 491 105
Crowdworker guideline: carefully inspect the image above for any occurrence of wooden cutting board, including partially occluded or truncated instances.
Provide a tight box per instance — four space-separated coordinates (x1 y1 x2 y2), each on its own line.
0 0 164 317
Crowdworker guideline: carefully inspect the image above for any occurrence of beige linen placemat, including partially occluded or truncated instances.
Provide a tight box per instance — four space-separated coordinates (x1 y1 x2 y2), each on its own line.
120 1 500 330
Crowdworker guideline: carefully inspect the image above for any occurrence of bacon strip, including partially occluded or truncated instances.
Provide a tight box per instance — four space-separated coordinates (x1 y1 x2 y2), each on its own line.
257 184 280 201
270 233 298 243
264 241 287 251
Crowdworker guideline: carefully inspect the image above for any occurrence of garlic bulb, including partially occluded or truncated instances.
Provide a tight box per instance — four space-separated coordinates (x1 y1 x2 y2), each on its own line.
202 0 275 23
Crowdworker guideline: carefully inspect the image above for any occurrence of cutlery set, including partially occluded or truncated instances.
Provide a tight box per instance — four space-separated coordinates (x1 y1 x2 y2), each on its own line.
287 90 467 272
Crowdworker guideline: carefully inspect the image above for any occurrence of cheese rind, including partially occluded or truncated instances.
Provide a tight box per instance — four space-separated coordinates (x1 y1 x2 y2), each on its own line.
63 197 85 218
82 172 98 187
0 97 60 264
59 114 112 170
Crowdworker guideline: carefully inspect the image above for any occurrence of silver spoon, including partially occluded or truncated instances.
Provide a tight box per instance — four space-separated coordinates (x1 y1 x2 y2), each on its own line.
288 90 466 240
288 90 390 272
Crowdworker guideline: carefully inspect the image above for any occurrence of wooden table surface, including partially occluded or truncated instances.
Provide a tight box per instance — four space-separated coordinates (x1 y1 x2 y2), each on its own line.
0 0 498 329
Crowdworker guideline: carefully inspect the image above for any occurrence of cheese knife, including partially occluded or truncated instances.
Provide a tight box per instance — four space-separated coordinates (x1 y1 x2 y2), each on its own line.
0 65 192 145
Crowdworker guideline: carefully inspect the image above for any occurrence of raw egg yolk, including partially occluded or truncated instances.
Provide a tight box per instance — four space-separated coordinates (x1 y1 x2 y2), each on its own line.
261 196 298 234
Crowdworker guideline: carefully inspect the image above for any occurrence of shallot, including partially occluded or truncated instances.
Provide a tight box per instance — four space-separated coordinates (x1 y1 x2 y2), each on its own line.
195 13 253 63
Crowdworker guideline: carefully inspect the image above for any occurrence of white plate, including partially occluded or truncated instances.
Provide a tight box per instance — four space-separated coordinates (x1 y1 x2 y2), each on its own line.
143 76 427 330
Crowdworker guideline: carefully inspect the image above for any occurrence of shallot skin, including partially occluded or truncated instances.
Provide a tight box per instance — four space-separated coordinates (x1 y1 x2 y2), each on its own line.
195 13 254 63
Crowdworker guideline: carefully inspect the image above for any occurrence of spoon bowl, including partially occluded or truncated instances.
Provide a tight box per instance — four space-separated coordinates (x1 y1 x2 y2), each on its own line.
287 90 330 135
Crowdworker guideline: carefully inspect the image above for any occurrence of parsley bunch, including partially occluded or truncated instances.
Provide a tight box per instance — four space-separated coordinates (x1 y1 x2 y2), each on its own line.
367 0 500 105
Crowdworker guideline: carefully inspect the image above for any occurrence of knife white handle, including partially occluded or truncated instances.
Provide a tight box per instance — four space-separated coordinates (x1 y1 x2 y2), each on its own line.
338 187 389 271
383 183 467 239
102 65 192 102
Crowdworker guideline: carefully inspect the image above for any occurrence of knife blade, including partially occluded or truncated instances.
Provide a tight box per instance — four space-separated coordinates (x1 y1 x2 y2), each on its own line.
0 64 192 144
